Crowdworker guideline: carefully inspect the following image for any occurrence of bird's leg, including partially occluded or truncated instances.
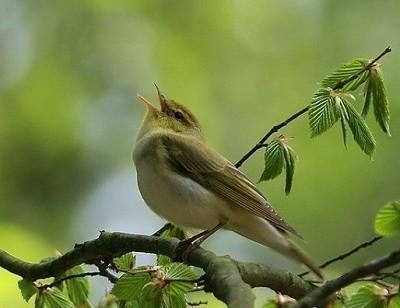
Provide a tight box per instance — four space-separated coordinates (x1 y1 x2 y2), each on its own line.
174 223 224 261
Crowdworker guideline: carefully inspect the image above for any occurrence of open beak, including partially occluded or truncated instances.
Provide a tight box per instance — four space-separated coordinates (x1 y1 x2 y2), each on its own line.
153 82 168 112
137 94 159 115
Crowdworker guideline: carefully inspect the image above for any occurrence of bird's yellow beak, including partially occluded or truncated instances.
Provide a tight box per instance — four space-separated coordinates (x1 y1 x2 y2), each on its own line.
137 94 159 115
153 82 168 112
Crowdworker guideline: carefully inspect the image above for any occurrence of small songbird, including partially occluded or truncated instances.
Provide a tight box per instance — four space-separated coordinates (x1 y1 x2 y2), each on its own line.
133 84 323 279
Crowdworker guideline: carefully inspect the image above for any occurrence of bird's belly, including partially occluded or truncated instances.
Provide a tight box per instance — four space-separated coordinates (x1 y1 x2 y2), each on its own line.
136 163 224 230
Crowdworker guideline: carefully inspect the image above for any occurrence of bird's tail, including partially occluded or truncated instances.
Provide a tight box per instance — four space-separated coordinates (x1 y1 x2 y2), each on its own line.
285 238 324 280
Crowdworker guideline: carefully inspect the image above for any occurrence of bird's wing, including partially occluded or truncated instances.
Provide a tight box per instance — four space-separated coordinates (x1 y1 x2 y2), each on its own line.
160 133 300 237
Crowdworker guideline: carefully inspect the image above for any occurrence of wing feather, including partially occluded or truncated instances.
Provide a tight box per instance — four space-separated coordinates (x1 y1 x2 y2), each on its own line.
159 132 300 237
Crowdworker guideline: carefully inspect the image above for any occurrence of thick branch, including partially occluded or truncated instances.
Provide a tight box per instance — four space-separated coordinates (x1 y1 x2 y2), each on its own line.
235 46 391 168
0 232 314 307
295 249 400 308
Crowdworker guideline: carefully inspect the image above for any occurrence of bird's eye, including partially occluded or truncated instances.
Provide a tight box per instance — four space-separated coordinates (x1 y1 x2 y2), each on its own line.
174 111 184 120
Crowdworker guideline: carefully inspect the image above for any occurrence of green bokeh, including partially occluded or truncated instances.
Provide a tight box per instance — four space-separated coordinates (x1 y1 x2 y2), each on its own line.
0 0 399 307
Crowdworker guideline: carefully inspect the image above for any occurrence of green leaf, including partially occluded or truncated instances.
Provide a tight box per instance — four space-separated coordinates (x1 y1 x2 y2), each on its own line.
259 139 284 182
139 282 163 308
259 137 297 194
35 288 75 308
345 285 387 308
62 265 91 307
163 263 199 281
111 273 150 301
157 227 186 266
342 99 376 157
334 95 350 147
374 201 400 236
18 278 37 302
389 296 400 308
263 299 278 308
321 58 369 91
114 253 136 271
282 141 296 195
161 293 187 308
362 78 373 118
309 88 339 137
370 66 390 135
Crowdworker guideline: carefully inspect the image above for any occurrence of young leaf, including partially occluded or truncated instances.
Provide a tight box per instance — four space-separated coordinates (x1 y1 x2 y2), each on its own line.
374 201 400 236
18 279 37 302
346 285 387 308
334 95 350 147
35 288 75 308
259 139 284 182
111 273 150 302
342 99 376 157
114 253 136 271
370 66 390 135
321 58 369 91
139 282 163 308
309 88 339 137
282 142 296 195
62 265 91 308
161 293 187 308
162 263 199 299
163 262 199 281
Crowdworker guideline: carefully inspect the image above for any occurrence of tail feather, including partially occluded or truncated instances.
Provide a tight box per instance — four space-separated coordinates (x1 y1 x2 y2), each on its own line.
287 239 324 280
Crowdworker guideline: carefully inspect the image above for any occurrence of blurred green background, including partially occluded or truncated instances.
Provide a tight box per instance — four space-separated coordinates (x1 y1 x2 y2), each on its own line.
0 0 399 307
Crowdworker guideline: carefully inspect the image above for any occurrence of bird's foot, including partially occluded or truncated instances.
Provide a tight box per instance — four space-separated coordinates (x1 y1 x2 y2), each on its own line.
173 238 201 262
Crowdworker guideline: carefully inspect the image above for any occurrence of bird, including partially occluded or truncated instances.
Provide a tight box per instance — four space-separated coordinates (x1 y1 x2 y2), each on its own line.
133 84 323 279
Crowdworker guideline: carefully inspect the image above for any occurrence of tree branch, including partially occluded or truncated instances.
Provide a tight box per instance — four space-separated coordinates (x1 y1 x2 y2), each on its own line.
0 231 314 307
235 46 392 168
295 248 400 308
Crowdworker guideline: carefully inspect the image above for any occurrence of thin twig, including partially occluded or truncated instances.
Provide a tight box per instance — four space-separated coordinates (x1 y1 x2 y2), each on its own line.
40 271 102 289
298 236 383 277
235 46 392 168
295 248 400 308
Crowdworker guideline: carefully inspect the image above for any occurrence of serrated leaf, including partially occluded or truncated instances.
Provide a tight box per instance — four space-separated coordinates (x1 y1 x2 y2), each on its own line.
374 201 400 236
35 288 75 308
111 273 150 302
370 66 390 135
62 265 91 307
163 263 199 281
345 285 387 308
139 283 163 308
263 299 278 308
362 79 373 118
114 253 136 271
309 88 339 137
389 296 400 308
18 279 37 302
342 99 376 157
161 293 186 308
334 95 350 147
321 58 369 91
259 139 285 182
282 142 296 195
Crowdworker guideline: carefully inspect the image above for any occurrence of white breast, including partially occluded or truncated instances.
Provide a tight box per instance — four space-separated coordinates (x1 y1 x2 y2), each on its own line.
134 140 225 230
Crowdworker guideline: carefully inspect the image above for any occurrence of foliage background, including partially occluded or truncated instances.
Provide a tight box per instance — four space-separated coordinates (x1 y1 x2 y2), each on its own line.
0 0 399 307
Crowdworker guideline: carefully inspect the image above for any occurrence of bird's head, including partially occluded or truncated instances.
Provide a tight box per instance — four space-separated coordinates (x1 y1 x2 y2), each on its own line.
137 84 203 140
